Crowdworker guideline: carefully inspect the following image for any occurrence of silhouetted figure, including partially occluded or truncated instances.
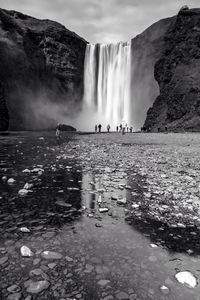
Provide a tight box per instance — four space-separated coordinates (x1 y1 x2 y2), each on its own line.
127 127 129 132
98 124 102 133
107 124 110 133
122 120 126 135
116 126 119 132
119 124 122 132
130 126 133 133
158 127 160 132
95 124 97 133
165 126 168 132
56 123 61 139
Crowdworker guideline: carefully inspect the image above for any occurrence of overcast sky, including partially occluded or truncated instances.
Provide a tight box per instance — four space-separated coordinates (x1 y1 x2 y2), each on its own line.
0 0 200 43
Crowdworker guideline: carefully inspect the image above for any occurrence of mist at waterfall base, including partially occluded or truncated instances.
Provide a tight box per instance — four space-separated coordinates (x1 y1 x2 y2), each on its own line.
82 42 132 131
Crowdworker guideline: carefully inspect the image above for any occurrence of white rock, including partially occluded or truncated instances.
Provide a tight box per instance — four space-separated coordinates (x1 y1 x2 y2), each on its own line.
175 271 197 288
41 251 62 260
99 208 109 213
132 204 139 209
20 227 31 233
117 198 127 205
20 245 34 257
160 285 169 295
2 176 7 181
26 280 50 293
150 244 158 248
7 178 15 184
22 169 31 173
23 183 33 190
18 189 29 196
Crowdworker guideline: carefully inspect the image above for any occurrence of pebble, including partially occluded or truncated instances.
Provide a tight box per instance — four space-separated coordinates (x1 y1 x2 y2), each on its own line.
160 285 170 295
175 271 197 288
7 285 21 293
115 291 129 299
20 246 34 257
26 280 50 294
41 251 63 260
0 256 8 265
7 293 22 300
7 178 16 184
97 279 110 287
48 263 57 269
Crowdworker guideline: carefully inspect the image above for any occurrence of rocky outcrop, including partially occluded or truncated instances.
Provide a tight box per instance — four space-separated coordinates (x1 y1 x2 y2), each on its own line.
0 9 87 130
144 7 200 131
131 16 176 129
0 81 9 130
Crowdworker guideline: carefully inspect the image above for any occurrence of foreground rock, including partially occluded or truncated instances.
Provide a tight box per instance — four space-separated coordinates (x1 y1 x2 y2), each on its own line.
26 280 50 294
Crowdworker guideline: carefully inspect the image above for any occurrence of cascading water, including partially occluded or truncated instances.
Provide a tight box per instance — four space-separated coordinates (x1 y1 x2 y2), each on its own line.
83 42 131 129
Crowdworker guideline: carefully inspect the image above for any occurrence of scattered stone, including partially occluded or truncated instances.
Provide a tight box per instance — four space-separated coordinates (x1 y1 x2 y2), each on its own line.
48 263 57 269
41 251 62 260
97 279 110 287
55 200 72 207
117 198 127 205
19 227 31 233
7 293 22 300
26 280 50 294
175 271 197 288
22 169 31 173
0 256 8 265
7 178 16 184
20 246 34 257
33 258 40 265
160 285 170 295
23 183 33 190
95 223 103 227
7 285 21 293
150 244 158 248
99 208 109 213
18 189 29 196
131 204 139 209
115 291 129 299
65 256 73 262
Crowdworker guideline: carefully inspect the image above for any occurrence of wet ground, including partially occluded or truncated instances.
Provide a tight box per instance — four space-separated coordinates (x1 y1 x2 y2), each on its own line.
1 131 200 299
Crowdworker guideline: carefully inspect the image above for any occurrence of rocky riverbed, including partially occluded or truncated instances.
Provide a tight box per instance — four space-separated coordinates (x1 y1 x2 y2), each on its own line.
1 132 200 300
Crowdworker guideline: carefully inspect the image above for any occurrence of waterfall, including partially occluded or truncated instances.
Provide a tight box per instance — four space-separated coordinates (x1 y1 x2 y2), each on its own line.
83 42 131 129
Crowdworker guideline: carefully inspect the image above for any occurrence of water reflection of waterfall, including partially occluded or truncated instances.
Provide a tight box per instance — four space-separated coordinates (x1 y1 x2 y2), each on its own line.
84 42 131 128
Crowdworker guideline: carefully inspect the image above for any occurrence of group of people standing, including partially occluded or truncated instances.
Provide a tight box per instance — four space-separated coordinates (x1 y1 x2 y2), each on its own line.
95 121 133 134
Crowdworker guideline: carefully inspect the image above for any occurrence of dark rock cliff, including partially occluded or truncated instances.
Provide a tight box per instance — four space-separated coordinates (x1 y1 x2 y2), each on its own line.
144 7 200 131
0 81 9 130
0 8 87 130
131 16 176 129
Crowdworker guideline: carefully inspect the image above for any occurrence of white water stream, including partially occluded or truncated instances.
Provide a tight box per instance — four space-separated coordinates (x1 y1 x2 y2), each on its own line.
83 42 131 129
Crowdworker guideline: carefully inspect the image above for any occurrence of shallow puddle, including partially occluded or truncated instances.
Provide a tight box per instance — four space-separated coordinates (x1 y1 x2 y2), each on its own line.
0 132 200 299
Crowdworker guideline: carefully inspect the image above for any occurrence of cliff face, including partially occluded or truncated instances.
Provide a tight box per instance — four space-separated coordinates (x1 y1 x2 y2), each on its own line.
0 81 9 130
0 9 87 130
131 16 176 129
144 7 200 131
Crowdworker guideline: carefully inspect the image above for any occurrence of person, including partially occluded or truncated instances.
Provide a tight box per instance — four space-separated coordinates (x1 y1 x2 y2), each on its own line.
107 124 110 133
116 126 119 132
98 124 102 133
119 124 122 132
130 126 133 133
121 120 126 135
127 126 129 132
56 123 61 139
95 124 97 133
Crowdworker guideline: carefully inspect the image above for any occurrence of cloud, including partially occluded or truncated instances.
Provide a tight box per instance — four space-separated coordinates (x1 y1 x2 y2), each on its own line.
0 0 200 43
